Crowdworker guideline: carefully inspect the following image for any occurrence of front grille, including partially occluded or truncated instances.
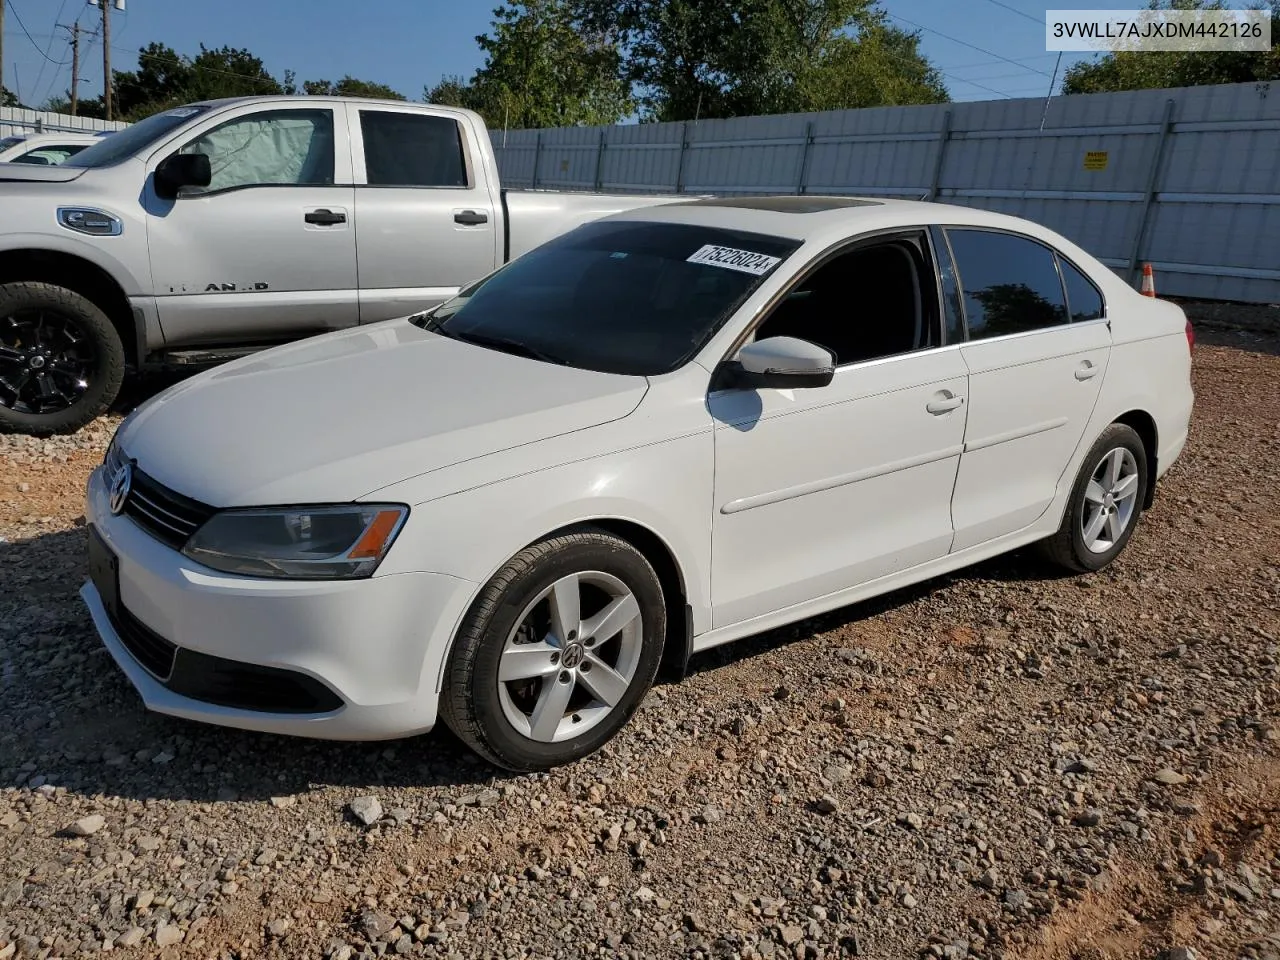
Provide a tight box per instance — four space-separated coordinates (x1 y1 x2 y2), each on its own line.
114 605 179 680
123 467 217 550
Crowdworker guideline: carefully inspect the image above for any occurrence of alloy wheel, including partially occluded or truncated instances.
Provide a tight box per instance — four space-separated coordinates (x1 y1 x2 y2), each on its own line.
0 309 97 415
497 570 644 744
1080 447 1140 554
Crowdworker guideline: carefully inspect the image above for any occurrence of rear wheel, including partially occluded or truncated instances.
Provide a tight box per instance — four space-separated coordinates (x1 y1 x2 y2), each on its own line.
440 528 666 771
0 281 125 435
1039 422 1149 573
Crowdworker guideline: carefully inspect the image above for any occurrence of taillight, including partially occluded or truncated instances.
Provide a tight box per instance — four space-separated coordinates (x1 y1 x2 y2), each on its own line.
1185 318 1195 354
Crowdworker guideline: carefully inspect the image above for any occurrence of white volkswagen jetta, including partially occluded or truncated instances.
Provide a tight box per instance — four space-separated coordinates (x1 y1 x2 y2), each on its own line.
81 196 1195 771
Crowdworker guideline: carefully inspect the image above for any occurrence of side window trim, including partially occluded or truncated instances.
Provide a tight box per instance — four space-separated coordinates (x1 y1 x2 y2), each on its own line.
355 107 474 190
169 106 339 198
929 224 967 345
719 226 946 371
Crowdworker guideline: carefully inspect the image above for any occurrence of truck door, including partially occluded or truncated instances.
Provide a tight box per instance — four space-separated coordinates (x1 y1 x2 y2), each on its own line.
345 103 500 324
144 103 358 348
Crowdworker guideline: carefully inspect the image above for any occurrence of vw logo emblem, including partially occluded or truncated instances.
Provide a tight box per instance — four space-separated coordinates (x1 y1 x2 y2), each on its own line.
108 461 133 515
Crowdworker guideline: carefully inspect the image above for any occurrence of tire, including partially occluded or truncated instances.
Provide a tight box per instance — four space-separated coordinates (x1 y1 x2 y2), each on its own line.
1038 423 1149 573
440 527 667 772
0 281 126 436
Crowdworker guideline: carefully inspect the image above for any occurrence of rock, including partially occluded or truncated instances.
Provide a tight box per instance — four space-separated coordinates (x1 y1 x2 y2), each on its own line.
349 796 384 826
1162 948 1198 960
823 765 852 784
901 893 918 908
154 924 184 947
587 783 607 804
476 789 500 808
1004 889 1029 910
65 814 105 837
267 918 291 937
634 886 656 902
773 685 791 700
361 910 397 940
0 945 15 960
779 926 804 947
269 796 296 809
527 865 549 881
115 929 145 949
899 812 924 831
977 868 1000 890
1073 809 1102 828
393 934 414 954
1151 768 1188 786
697 805 724 824
814 795 839 815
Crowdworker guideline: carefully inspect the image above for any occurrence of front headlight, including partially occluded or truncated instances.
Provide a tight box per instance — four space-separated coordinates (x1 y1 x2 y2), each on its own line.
182 504 409 580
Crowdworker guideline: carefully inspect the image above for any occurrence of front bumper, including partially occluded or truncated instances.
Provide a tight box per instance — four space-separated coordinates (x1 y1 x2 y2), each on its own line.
81 464 477 741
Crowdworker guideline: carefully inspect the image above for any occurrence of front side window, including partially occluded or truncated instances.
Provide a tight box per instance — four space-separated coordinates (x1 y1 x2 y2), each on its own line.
418 220 800 376
946 229 1069 340
359 110 467 187
1059 257 1105 322
177 109 335 193
752 234 940 365
65 105 212 168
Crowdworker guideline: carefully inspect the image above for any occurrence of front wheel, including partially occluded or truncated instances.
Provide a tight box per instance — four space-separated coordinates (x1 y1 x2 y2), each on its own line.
440 528 667 771
0 281 126 435
1039 422 1149 573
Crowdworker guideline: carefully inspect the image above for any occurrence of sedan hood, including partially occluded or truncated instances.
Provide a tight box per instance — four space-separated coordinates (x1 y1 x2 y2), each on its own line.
0 165 87 183
117 320 649 506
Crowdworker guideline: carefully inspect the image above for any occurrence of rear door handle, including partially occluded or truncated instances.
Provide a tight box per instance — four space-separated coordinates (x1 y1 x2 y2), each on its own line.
926 393 965 415
454 209 489 226
1075 360 1100 381
304 208 346 226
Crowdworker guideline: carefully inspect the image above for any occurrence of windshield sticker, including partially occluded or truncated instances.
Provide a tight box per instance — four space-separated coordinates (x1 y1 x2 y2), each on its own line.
687 244 782 276
165 108 202 118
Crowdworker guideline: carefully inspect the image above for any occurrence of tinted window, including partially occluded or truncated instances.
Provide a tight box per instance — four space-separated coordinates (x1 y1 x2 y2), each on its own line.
420 221 799 376
754 237 939 365
947 229 1068 339
1059 257 1104 322
360 111 467 187
176 109 335 192
65 105 212 168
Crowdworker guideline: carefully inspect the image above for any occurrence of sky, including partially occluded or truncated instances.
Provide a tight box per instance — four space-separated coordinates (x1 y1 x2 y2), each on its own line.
2 0 1114 116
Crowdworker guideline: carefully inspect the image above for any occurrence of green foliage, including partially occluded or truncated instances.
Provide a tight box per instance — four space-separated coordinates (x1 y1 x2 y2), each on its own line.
572 0 948 120
302 76 407 100
1 87 21 108
1062 0 1280 94
427 0 634 129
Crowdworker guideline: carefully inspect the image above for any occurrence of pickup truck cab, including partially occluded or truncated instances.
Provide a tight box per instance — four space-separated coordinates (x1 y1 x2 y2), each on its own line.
0 95 674 434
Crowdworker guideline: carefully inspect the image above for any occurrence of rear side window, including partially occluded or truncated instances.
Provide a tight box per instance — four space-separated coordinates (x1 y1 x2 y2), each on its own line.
1059 257 1105 322
359 111 468 188
946 229 1068 340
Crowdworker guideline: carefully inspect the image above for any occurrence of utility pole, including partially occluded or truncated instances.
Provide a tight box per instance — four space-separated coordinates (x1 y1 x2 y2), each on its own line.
89 0 123 120
1 0 6 103
69 22 80 115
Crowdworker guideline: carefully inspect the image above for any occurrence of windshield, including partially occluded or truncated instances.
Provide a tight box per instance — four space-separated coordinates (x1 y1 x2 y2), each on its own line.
418 220 800 376
64 105 211 168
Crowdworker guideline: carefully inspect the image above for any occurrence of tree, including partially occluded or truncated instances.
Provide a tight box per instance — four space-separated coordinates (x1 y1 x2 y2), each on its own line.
572 0 947 121
302 76 407 100
1 87 20 108
427 0 634 129
1062 0 1280 95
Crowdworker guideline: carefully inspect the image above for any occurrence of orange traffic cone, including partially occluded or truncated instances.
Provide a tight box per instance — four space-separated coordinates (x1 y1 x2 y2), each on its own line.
1140 262 1156 297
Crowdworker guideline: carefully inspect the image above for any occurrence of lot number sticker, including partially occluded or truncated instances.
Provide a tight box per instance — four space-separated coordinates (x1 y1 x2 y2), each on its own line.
687 244 782 276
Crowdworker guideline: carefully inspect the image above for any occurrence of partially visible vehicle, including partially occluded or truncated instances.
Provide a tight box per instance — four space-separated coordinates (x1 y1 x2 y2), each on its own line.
79 196 1195 772
0 132 102 165
0 96 676 435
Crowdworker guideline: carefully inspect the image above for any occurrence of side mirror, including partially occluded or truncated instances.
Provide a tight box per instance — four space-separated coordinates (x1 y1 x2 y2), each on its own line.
716 336 835 391
154 152 212 199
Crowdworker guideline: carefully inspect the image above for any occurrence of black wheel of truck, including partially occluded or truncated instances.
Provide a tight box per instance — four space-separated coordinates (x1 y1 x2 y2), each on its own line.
0 282 125 435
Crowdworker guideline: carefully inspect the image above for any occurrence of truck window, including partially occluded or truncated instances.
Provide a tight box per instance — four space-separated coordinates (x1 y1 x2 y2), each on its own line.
65 105 212 168
176 109 335 193
358 110 468 188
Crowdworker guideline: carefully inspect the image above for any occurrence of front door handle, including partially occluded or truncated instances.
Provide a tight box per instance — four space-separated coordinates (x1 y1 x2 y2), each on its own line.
1075 360 1100 381
304 208 346 226
454 209 489 226
926 393 965 415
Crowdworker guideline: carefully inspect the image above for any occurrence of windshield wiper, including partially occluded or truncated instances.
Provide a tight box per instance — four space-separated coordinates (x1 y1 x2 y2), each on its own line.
449 331 571 366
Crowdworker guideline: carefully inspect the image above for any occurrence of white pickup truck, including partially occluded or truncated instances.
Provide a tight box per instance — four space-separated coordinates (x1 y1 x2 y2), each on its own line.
0 95 675 434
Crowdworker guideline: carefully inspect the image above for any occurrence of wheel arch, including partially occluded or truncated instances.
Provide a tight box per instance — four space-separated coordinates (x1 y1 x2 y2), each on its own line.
1112 409 1159 509
0 248 141 366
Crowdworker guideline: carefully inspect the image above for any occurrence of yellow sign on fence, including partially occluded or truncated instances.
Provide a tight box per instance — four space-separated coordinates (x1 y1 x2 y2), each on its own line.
1084 151 1109 171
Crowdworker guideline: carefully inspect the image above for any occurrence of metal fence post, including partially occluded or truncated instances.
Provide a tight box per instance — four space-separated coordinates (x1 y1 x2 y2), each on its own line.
674 122 690 193
796 121 815 194
530 131 543 190
593 129 607 192
926 109 952 201
1127 97 1176 285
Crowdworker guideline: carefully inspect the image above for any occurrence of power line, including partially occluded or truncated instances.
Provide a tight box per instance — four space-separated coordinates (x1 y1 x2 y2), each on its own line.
6 0 63 64
29 0 70 107
889 12 1055 79
977 0 1045 27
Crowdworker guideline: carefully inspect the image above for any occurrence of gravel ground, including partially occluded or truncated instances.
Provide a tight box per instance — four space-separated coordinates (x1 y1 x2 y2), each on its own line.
0 325 1277 960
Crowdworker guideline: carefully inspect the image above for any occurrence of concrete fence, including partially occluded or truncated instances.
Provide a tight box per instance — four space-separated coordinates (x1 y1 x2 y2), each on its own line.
491 81 1280 305
0 106 128 140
